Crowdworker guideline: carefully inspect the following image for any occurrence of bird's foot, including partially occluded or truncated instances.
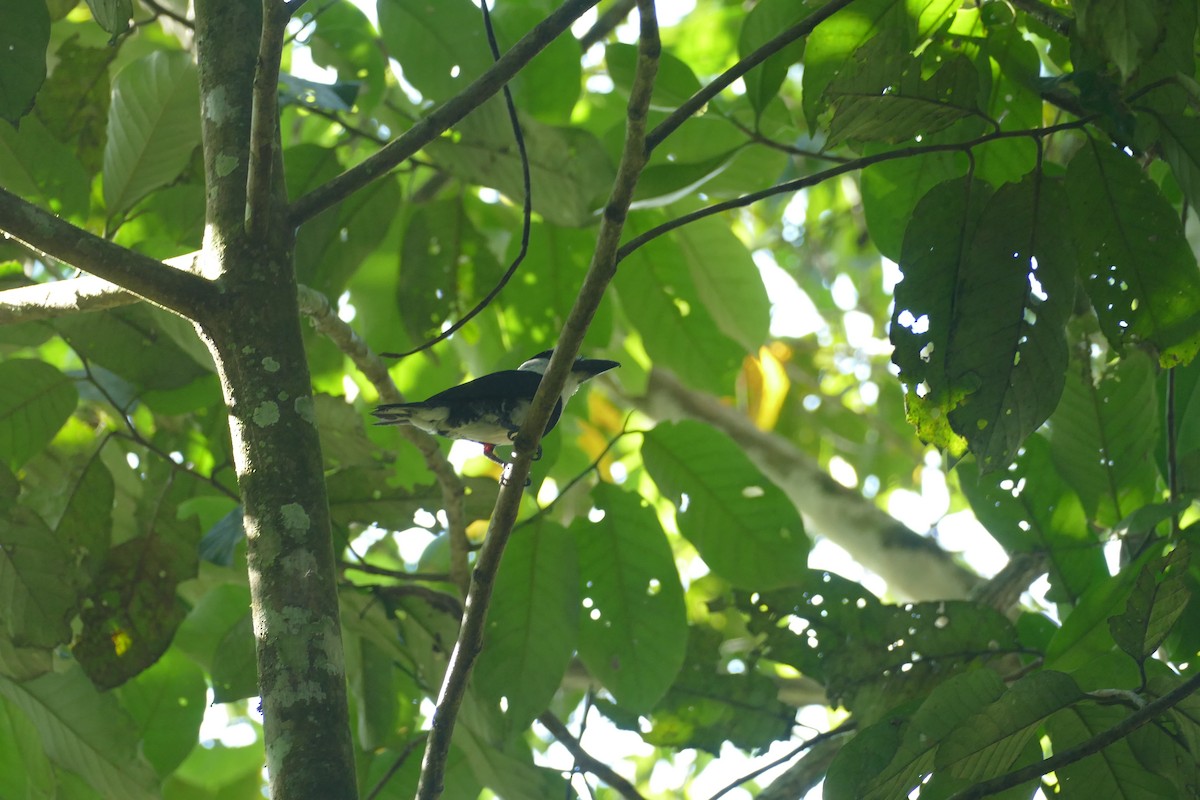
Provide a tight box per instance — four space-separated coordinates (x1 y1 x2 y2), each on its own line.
504 431 542 460
499 462 532 488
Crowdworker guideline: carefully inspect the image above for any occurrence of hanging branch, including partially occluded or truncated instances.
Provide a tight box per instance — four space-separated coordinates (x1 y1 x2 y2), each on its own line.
538 712 647 800
380 0 534 360
288 0 600 225
412 3 661 797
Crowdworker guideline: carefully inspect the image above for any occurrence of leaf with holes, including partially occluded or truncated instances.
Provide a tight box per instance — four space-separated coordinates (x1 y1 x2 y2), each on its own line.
1067 138 1200 367
572 485 686 713
475 519 578 732
642 420 808 589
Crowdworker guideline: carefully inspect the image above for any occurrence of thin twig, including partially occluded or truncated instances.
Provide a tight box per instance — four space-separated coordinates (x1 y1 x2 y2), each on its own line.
948 670 1200 800
617 117 1095 264
1008 0 1073 36
295 286 471 594
289 0 601 226
707 723 855 800
578 0 636 50
365 736 424 800
412 4 660 798
341 562 451 582
645 0 858 154
140 0 193 28
538 712 646 800
381 0 534 359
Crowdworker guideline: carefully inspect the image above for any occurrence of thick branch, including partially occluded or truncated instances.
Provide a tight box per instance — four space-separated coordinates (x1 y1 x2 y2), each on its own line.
413 4 660 798
635 369 980 601
0 188 217 318
245 0 290 240
289 0 600 225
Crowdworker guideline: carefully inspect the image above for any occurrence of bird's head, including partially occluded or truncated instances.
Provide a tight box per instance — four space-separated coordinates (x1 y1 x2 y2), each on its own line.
518 349 620 397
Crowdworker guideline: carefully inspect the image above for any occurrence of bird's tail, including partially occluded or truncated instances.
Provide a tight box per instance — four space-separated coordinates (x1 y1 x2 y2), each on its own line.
371 403 419 425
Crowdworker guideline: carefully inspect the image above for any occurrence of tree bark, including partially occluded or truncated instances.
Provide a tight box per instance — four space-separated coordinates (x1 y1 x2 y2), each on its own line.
193 2 356 797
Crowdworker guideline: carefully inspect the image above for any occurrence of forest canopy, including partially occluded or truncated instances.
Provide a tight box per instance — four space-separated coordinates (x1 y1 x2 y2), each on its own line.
2 0 1200 798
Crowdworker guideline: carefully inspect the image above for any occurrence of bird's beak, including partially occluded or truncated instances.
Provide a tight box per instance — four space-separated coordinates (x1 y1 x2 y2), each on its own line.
576 358 620 380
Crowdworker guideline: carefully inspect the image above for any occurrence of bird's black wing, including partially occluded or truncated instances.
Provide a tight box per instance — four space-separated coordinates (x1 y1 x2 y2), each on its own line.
422 370 542 404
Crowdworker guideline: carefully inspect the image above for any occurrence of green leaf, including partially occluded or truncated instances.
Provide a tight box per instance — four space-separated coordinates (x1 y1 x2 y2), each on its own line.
835 670 1006 800
344 632 400 751
959 435 1107 604
35 35 115 174
861 148 968 261
377 0 490 103
572 484 687 713
74 476 201 690
1044 550 1151 672
426 101 614 227
642 420 808 589
893 171 1076 470
1074 0 1167 79
117 647 207 777
674 217 770 352
0 665 159 799
1046 702 1178 798
494 4 581 123
0 359 77 471
0 504 77 657
1108 545 1191 665
85 0 132 35
937 671 1084 780
825 44 980 146
606 42 702 109
615 216 746 394
475 519 577 733
103 50 201 218
739 0 809 118
308 0 387 113
1066 138 1200 366
802 0 959 130
0 693 55 799
0 113 91 224
210 611 258 703
55 454 114 584
639 627 793 754
55 305 212 392
1156 111 1200 213
1047 350 1159 528
0 0 50 124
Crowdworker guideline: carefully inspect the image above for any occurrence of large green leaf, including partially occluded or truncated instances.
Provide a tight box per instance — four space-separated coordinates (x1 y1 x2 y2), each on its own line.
0 693 55 799
0 114 90 222
827 669 1006 800
377 0 490 103
825 44 981 146
893 171 1076 470
572 484 687 713
103 49 201 218
309 0 388 113
0 0 49 124
85 0 132 35
642 420 808 589
959 435 1107 604
0 359 77 471
0 665 159 799
1074 0 1168 79
616 216 746 394
673 217 770 352
74 475 201 690
1108 545 1191 665
1047 350 1159 527
55 454 114 584
1046 702 1178 797
35 35 115 174
861 148 968 261
116 647 207 777
739 0 809 118
802 0 959 130
425 101 614 228
475 519 577 734
936 671 1085 782
0 505 77 658
1066 138 1200 367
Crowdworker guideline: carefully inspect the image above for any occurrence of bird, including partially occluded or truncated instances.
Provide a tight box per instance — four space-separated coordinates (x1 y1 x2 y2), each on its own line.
371 350 620 463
